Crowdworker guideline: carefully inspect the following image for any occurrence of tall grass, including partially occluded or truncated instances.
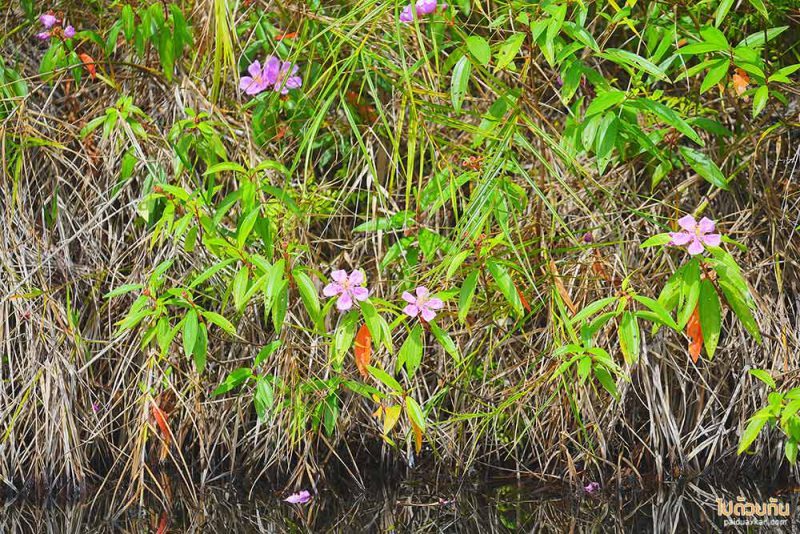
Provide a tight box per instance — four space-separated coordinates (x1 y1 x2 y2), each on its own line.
0 0 798 506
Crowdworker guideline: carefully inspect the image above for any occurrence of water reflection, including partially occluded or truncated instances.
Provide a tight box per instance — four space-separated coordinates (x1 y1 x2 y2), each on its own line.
1 478 797 532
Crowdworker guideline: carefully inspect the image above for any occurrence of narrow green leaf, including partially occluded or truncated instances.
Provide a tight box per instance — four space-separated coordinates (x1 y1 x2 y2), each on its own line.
451 56 472 113
466 35 491 66
698 279 721 359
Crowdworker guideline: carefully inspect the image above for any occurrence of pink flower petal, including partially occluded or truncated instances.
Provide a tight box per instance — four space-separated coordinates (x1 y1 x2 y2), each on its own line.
415 286 429 298
323 282 342 297
402 291 416 304
239 76 255 91
40 14 58 29
336 292 353 311
702 233 721 247
36 31 51 40
415 0 438 15
247 60 263 78
63 25 76 38
399 4 414 22
697 217 715 235
349 269 365 286
427 297 444 310
264 56 280 85
331 270 348 283
351 286 369 301
284 490 312 504
403 304 419 317
421 307 437 322
677 214 697 232
687 237 704 256
669 232 692 246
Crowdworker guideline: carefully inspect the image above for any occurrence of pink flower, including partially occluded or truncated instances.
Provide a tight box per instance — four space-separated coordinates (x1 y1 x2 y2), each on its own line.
323 270 369 311
36 31 51 40
40 14 58 29
284 490 312 504
669 215 721 256
273 60 302 95
63 25 76 38
584 482 600 494
402 286 444 322
399 0 446 22
239 60 272 95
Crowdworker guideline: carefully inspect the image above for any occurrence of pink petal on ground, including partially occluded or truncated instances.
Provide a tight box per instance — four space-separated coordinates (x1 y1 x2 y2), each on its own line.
403 304 419 317
351 286 369 301
677 214 697 232
702 233 721 247
284 490 312 504
687 237 704 256
331 270 348 283
669 232 692 246
697 217 715 234
336 292 353 311
323 282 343 297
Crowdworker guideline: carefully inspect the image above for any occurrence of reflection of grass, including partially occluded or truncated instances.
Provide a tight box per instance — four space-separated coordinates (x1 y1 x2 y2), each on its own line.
0 479 787 532
0 0 798 506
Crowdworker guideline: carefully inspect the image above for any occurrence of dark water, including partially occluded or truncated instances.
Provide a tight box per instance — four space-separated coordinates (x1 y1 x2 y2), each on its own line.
1 478 798 532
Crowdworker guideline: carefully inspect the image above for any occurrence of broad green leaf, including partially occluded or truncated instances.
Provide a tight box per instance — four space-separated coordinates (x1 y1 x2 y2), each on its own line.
486 259 524 318
715 0 735 26
183 309 198 357
700 59 729 94
104 283 143 299
367 365 403 393
331 311 359 370
254 377 274 421
585 90 626 118
678 259 701 328
212 367 252 395
495 33 526 70
458 270 479 323
618 311 640 364
232 266 250 312
203 311 237 336
405 396 426 432
625 99 703 146
737 415 769 454
752 85 768 117
293 270 321 323
749 369 776 390
193 323 207 373
466 35 491 66
593 365 619 400
254 340 282 367
430 321 459 361
572 296 617 324
698 279 721 359
640 233 672 248
398 324 424 377
451 56 471 113
680 146 729 190
633 295 679 330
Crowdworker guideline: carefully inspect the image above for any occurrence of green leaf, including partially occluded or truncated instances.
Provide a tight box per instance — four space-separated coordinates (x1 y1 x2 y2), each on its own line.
398 324 424 377
737 415 769 454
640 233 672 248
593 365 619 400
194 323 208 374
678 259 701 328
331 311 359 371
494 33 526 70
625 98 703 146
183 309 198 357
451 56 472 113
367 365 403 393
430 321 459 361
466 35 491 66
232 266 250 312
618 311 640 364
601 48 669 80
585 90 626 118
633 295 679 330
458 270 479 323
212 367 253 396
571 296 617 324
752 85 768 117
747 0 769 18
700 58 729 94
680 146 729 190
486 259 524 318
405 396 426 432
203 311 237 336
254 377 274 421
715 0 735 26
749 369 776 390
104 283 143 299
359 299 383 349
698 279 721 359
293 270 321 323
786 440 798 465
272 281 288 333
254 340 282 367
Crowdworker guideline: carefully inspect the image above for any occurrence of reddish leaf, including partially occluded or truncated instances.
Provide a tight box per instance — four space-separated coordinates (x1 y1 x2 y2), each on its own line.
516 287 531 313
410 418 423 453
686 305 703 363
732 68 749 97
354 324 371 379
275 31 298 41
151 401 172 459
78 53 96 79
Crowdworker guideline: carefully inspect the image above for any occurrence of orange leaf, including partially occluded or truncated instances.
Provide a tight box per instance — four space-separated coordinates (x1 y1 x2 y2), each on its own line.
732 68 749 97
686 305 703 363
78 53 96 80
549 260 577 314
516 287 531 313
410 419 423 453
151 402 172 456
275 31 298 41
354 324 371 379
